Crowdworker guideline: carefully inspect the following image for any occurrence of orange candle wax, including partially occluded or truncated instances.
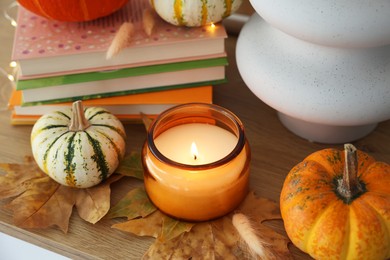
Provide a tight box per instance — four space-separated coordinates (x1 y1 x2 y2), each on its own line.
142 103 251 221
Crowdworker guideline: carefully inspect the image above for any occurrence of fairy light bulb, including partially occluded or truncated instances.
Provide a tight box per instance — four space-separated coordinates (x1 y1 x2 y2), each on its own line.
9 61 17 68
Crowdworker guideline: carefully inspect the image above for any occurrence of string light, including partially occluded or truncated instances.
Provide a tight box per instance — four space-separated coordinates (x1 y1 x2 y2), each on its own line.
0 67 15 112
7 74 15 82
0 2 18 112
9 61 17 68
1 3 18 84
3 1 18 27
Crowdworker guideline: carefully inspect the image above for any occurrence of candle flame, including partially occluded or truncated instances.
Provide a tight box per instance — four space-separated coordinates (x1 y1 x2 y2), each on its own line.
191 142 198 160
210 23 216 28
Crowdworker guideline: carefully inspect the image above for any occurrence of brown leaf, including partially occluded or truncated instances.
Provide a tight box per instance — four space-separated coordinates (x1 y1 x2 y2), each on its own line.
6 176 75 233
75 174 123 224
159 215 194 242
144 218 243 259
211 216 245 258
140 112 153 131
112 210 194 242
0 158 45 199
112 210 165 238
106 187 156 220
237 191 281 221
115 152 144 180
112 189 292 259
110 187 195 241
236 192 292 259
0 158 123 233
143 223 215 260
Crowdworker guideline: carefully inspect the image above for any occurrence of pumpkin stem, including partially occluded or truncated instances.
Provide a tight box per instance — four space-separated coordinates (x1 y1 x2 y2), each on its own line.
69 101 90 131
337 144 363 202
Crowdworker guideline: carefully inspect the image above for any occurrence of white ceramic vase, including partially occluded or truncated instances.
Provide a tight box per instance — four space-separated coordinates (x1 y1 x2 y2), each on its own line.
236 1 390 143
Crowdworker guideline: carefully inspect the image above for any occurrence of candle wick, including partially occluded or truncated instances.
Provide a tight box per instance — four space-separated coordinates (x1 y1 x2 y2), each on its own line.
194 154 197 160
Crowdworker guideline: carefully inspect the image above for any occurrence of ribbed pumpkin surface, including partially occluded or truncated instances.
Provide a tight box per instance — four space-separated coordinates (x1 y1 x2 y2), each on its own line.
280 147 390 260
17 0 129 22
31 105 126 188
150 0 243 27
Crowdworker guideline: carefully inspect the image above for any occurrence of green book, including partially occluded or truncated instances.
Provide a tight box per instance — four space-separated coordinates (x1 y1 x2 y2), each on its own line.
19 57 228 103
17 57 228 90
22 79 226 106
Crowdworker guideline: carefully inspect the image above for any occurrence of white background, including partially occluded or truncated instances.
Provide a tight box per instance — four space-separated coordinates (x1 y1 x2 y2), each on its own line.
0 232 70 260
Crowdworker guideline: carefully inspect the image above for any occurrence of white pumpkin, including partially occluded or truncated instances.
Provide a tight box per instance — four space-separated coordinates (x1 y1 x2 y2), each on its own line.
150 0 243 27
31 101 126 188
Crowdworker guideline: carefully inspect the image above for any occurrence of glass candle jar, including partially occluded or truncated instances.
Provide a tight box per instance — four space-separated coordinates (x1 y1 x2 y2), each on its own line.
142 103 251 221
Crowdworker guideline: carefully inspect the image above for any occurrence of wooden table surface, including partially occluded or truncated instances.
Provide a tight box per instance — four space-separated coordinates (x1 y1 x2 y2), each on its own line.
1 1 389 259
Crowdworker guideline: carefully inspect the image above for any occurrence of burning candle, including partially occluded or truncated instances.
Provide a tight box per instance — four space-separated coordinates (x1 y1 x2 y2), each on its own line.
154 123 238 165
142 103 251 221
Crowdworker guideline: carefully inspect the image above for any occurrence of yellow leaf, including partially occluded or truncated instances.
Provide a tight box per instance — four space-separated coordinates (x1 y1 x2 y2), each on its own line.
112 211 165 238
75 175 123 224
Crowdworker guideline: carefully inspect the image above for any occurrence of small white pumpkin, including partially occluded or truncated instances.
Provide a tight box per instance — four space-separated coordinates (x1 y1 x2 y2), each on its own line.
31 101 126 188
150 0 243 27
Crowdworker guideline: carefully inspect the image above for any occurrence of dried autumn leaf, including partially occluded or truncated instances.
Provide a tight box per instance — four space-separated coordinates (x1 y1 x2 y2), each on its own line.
144 218 245 259
108 188 194 241
0 157 46 199
144 223 216 260
237 191 281 221
6 176 74 233
113 210 165 238
106 187 156 220
0 157 123 233
140 112 153 131
112 210 194 242
211 215 245 258
235 192 293 259
159 214 195 242
111 188 292 259
110 188 194 241
75 174 123 224
115 152 144 180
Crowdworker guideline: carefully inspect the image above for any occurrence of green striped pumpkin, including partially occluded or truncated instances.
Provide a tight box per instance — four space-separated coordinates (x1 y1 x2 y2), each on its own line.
150 0 243 27
31 101 126 188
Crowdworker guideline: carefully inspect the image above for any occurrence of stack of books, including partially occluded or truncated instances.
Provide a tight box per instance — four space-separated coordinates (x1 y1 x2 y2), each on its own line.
9 0 228 125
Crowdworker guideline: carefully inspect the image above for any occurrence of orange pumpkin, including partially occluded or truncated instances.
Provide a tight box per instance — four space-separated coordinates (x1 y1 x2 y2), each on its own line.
280 144 390 260
17 0 129 22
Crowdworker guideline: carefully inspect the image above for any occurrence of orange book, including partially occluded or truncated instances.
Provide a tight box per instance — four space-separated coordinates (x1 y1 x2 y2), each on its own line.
9 86 213 125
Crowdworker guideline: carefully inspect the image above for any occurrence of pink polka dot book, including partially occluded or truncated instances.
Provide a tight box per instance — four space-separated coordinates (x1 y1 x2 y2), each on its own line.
9 0 228 124
12 0 227 78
